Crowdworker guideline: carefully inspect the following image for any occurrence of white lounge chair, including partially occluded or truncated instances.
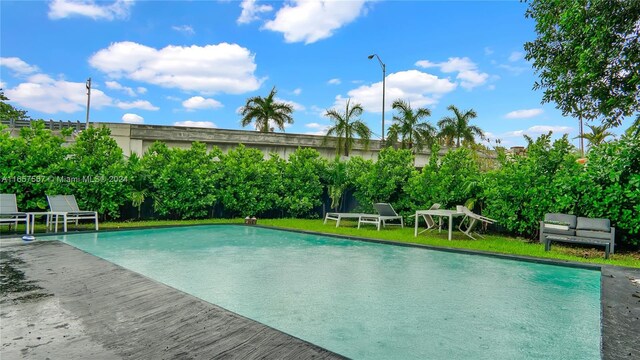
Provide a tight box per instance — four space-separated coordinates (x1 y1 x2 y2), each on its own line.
458 205 495 240
47 195 98 232
358 203 404 231
0 194 30 234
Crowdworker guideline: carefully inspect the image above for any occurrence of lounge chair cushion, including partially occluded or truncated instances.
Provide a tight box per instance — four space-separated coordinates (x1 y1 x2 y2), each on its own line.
576 217 610 232
544 213 577 228
575 230 612 240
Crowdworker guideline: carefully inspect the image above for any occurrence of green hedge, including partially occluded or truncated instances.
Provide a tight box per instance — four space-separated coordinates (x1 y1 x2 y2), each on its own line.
1 122 638 248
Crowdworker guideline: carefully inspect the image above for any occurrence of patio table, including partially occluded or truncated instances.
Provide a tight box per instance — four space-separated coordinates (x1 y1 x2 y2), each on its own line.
414 209 465 241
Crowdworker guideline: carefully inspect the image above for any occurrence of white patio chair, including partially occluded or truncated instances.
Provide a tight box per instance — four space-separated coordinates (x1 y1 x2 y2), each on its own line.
457 205 495 240
47 195 99 231
0 194 30 234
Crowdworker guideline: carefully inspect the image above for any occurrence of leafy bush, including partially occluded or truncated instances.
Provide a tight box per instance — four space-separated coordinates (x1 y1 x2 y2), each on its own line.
218 145 282 217
67 126 130 219
407 145 482 212
351 148 415 214
483 134 581 238
281 148 326 217
141 141 221 219
0 121 71 211
574 135 640 246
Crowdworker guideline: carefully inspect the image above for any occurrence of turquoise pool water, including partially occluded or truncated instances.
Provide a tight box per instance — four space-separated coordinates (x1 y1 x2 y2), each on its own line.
53 225 601 359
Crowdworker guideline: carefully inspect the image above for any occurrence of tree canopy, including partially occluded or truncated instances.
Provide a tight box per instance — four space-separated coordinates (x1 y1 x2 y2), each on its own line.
524 0 640 127
240 87 294 132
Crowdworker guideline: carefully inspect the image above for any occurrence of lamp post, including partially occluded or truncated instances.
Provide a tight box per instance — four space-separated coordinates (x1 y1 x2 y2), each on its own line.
85 77 92 127
368 54 386 142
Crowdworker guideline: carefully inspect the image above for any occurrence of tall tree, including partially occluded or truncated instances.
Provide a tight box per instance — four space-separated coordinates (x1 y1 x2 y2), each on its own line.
0 91 30 122
437 105 484 147
577 124 615 149
386 99 436 152
323 99 371 157
240 86 294 132
524 0 640 127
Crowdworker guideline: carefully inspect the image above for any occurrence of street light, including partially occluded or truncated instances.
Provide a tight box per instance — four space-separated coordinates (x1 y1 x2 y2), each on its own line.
85 77 92 128
368 53 386 142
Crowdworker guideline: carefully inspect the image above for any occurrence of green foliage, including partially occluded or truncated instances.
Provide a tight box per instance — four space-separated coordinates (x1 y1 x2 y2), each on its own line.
325 156 348 211
386 99 436 153
240 86 294 132
67 126 129 219
0 121 70 210
483 134 582 237
218 145 282 217
407 146 481 213
524 0 640 126
141 141 221 219
437 105 484 147
574 136 640 246
351 148 415 214
280 148 326 217
324 99 371 156
0 91 30 122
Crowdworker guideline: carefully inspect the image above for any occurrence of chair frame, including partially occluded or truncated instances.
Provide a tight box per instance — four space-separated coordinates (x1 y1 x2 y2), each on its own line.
358 203 404 231
0 194 30 234
47 195 99 232
458 206 495 240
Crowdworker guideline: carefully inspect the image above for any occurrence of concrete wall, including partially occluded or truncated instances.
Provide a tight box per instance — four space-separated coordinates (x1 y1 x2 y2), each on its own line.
102 123 448 166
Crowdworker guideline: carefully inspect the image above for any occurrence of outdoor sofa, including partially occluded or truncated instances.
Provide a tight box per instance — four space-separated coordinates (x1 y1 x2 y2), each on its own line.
539 213 615 258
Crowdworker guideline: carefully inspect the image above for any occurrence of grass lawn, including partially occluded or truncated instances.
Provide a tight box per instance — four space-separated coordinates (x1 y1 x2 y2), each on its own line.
3 218 639 268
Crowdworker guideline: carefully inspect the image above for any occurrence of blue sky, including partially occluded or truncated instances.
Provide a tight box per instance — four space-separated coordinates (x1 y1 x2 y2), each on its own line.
0 0 628 147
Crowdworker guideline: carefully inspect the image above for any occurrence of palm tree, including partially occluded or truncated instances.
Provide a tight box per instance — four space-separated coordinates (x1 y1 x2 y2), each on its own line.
437 105 485 147
387 99 436 152
324 99 372 157
577 123 615 149
240 86 294 132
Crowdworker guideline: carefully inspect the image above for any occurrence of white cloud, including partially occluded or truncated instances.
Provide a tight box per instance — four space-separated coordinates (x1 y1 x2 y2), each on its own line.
304 122 330 135
276 97 305 111
48 0 134 20
508 51 523 62
334 69 457 112
105 80 136 96
502 125 573 138
182 96 223 110
0 57 39 75
121 113 144 124
328 78 341 85
487 84 496 90
89 41 264 94
263 0 369 44
292 88 302 95
484 47 494 55
237 0 273 24
136 86 147 94
498 64 527 75
174 121 217 128
166 95 180 101
416 57 489 90
505 108 543 119
116 100 159 110
172 25 194 35
5 74 112 113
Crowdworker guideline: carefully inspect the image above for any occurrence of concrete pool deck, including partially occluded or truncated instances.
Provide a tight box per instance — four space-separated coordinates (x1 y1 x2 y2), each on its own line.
1 235 639 359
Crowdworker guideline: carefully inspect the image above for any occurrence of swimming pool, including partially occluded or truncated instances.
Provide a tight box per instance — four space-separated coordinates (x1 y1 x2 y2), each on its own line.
53 225 601 359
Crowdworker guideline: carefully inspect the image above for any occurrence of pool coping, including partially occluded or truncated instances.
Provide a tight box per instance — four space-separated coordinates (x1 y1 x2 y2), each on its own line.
2 223 639 359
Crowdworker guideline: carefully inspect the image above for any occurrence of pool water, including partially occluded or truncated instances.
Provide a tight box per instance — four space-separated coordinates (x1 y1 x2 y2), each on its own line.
53 225 601 359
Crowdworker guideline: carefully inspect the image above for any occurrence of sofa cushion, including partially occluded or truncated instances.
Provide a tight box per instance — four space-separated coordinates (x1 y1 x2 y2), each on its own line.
544 213 577 228
576 230 612 240
576 217 610 232
544 228 576 237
